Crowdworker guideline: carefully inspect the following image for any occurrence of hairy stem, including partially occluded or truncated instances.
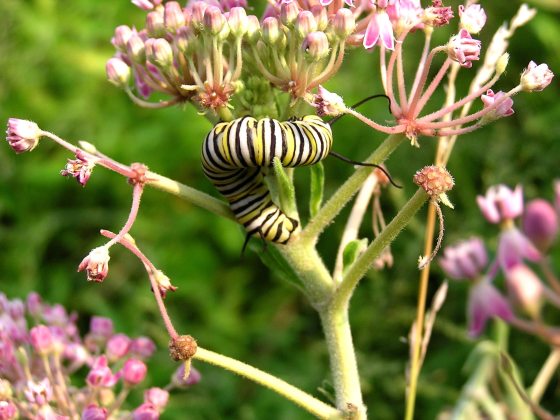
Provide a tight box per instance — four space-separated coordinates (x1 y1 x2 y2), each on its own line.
194 347 342 419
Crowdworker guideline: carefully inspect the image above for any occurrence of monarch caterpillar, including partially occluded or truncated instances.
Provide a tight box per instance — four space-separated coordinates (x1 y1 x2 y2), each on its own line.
202 113 397 245
202 115 331 244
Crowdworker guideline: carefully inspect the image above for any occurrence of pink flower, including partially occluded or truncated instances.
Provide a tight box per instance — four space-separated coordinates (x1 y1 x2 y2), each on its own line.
26 292 43 317
422 0 453 27
86 356 117 388
89 317 114 340
130 336 157 359
363 10 394 50
106 334 131 361
81 404 108 420
5 118 42 154
458 4 486 34
60 151 96 187
24 379 52 406
30 325 54 355
476 185 524 224
314 85 346 117
468 280 513 337
131 0 160 11
439 237 487 280
172 364 201 388
447 29 481 68
480 90 514 121
523 199 558 252
144 388 169 410
505 264 543 319
132 403 159 420
0 400 17 419
497 226 541 271
520 61 554 92
122 359 147 386
78 247 110 283
106 57 131 88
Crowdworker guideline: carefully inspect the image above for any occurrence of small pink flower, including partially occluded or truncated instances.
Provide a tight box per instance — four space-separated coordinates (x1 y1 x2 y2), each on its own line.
172 364 201 388
81 404 108 420
78 247 110 283
89 317 114 340
458 4 486 34
130 336 157 359
5 118 42 154
132 402 159 420
86 356 117 388
144 388 169 410
439 237 487 280
122 359 147 386
26 292 43 317
468 280 514 337
42 303 69 325
0 400 17 419
520 61 554 92
106 333 131 361
497 226 541 271
523 199 558 252
131 0 159 11
476 184 524 224
24 379 53 406
63 342 89 372
422 0 453 27
106 57 131 88
314 85 346 117
505 264 543 319
363 9 394 50
447 29 481 68
30 325 54 355
480 90 514 121
61 151 96 187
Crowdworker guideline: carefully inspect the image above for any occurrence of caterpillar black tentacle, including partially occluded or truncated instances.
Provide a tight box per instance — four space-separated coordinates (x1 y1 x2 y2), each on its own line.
328 151 402 188
202 115 332 244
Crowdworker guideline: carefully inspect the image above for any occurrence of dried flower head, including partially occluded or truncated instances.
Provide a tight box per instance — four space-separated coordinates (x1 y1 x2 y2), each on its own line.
169 335 197 361
413 165 454 199
78 246 111 283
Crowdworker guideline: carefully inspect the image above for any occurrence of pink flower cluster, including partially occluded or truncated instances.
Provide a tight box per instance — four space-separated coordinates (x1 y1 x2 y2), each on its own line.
0 292 200 419
440 184 560 339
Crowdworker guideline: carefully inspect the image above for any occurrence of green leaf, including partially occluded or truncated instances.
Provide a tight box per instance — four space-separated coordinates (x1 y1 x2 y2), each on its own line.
342 238 368 275
272 157 298 218
309 162 324 218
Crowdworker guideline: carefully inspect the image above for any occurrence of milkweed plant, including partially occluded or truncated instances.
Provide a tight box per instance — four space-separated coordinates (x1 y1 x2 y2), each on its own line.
3 0 556 419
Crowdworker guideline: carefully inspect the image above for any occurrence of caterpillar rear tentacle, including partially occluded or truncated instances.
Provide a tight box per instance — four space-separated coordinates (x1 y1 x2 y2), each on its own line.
202 115 332 244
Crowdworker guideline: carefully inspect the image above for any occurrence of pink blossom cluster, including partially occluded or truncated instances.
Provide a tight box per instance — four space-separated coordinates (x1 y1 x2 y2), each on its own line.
0 292 200 419
440 184 560 339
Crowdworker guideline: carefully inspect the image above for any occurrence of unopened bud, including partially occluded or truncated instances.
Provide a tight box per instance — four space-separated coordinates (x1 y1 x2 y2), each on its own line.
333 8 356 39
280 2 299 27
506 264 543 319
311 6 328 31
262 17 281 44
174 27 191 54
523 199 558 252
191 1 208 29
295 11 317 38
303 31 330 61
495 53 509 75
203 6 226 35
5 118 42 153
246 15 261 43
146 38 174 69
127 35 146 64
106 58 131 88
164 1 185 32
146 11 165 38
227 7 248 37
112 25 133 51
447 29 481 68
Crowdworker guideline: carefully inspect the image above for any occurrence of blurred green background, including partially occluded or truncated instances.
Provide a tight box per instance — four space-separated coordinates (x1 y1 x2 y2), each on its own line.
1 0 559 418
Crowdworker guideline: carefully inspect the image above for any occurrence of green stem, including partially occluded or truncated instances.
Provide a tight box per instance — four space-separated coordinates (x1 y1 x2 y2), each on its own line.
194 347 342 419
319 306 366 419
146 170 234 221
334 189 429 313
529 348 560 403
301 134 406 243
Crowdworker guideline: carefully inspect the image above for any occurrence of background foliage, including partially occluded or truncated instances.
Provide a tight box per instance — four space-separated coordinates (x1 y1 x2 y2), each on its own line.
1 0 559 418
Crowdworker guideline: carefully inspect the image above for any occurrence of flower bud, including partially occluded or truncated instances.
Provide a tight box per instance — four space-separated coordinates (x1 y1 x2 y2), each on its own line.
295 11 317 38
87 356 116 388
495 53 509 75
480 90 514 124
245 15 261 43
520 61 554 92
439 237 488 280
523 199 558 252
164 1 185 33
130 336 156 359
112 25 134 51
333 8 356 39
106 58 131 88
203 6 226 35
458 4 486 34
146 11 165 38
171 364 201 388
190 1 208 29
413 165 454 199
81 404 108 420
506 264 543 319
145 38 174 69
302 31 329 61
126 35 146 63
280 2 299 27
132 403 159 420
78 246 110 283
6 118 42 153
226 7 248 38
30 325 54 355
106 333 131 361
122 359 147 386
477 184 523 224
0 400 17 419
311 6 328 31
262 17 281 44
144 388 169 410
26 292 42 317
447 29 481 68
132 0 156 11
